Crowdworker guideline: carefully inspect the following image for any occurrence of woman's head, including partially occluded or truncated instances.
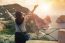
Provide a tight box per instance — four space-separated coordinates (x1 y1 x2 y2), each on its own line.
15 11 23 18
15 11 24 25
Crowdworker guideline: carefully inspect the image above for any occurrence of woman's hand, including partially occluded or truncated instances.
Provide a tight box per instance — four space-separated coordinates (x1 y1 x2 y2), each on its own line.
24 14 32 22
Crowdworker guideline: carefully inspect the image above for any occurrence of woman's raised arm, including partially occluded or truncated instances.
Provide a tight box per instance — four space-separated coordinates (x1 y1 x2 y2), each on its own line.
6 9 15 22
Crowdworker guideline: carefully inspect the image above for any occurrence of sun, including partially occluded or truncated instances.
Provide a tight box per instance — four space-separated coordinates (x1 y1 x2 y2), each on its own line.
38 3 50 12
34 3 51 19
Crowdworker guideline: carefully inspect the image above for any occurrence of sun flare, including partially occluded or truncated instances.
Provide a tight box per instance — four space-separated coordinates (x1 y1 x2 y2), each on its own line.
34 3 51 19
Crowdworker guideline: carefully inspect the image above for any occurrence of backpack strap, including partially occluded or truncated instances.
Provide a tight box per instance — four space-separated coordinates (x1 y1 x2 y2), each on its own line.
18 25 23 33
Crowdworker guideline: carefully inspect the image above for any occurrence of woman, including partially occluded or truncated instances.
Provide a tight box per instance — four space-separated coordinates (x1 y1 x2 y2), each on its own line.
15 11 30 43
5 5 37 43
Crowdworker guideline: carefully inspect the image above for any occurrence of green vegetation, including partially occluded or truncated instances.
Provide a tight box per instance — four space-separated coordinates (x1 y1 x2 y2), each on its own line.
0 21 15 35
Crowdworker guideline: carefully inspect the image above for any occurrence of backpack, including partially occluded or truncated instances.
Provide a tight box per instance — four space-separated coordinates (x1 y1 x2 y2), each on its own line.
18 25 30 41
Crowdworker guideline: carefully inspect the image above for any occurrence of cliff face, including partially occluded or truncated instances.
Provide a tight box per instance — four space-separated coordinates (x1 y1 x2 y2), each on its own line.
56 15 65 23
3 4 30 14
0 4 30 20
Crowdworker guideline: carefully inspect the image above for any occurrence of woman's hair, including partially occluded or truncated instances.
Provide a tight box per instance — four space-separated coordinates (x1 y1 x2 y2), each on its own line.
15 11 24 25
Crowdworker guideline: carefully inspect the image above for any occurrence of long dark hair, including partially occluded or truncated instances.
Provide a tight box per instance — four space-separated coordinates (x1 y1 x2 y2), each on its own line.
15 11 24 25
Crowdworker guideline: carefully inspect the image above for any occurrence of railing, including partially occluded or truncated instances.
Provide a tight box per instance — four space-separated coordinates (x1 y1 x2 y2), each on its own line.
35 27 59 40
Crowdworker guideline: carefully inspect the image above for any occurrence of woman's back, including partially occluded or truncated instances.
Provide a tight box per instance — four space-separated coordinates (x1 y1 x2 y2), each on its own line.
15 21 26 32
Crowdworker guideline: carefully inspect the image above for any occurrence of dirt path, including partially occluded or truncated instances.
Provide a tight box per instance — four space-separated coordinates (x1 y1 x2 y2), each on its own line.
27 40 58 43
